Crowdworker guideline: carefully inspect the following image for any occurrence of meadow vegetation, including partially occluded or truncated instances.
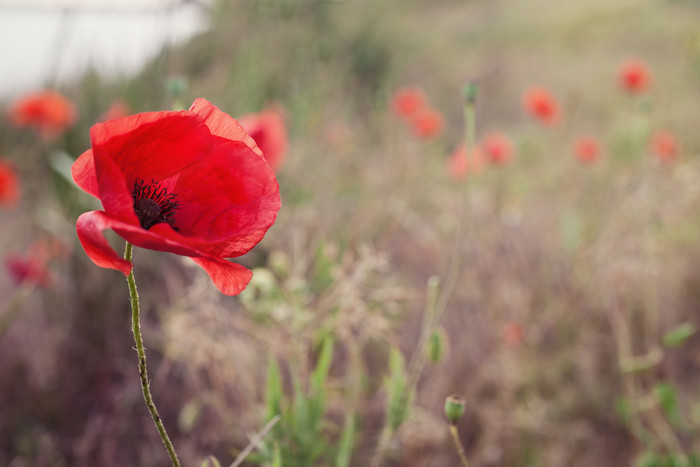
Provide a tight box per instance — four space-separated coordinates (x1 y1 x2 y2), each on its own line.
3 0 700 465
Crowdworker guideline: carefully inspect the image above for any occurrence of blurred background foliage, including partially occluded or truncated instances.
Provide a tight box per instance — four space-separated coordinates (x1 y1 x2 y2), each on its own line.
4 0 700 465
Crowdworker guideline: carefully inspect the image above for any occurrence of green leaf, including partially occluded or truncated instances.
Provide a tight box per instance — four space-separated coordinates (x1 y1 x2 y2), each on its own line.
386 348 411 433
663 322 696 348
265 356 283 421
615 397 632 424
311 335 334 393
654 382 684 429
635 451 661 467
335 413 356 467
200 456 222 467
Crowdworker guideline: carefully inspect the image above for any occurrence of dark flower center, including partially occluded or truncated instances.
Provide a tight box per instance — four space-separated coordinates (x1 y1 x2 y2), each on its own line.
132 179 179 230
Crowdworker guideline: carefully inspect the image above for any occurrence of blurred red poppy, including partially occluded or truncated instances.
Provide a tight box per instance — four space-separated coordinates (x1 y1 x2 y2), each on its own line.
618 58 651 95
390 86 427 118
4 238 62 288
8 90 76 139
503 321 524 347
100 99 131 122
573 136 602 164
448 144 484 180
238 107 288 171
410 106 444 139
649 129 677 163
522 86 561 126
5 254 53 288
71 98 281 296
481 132 514 165
0 159 20 208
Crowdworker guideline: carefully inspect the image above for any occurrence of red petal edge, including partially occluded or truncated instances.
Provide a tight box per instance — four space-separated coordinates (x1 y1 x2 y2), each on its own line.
78 211 253 295
190 256 253 296
189 98 264 158
76 211 133 276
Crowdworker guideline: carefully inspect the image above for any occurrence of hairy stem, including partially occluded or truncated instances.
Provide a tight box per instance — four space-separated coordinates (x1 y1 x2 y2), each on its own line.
124 242 181 467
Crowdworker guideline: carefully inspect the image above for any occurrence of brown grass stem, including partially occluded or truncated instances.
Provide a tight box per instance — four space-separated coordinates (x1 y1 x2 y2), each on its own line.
230 415 280 467
124 242 181 467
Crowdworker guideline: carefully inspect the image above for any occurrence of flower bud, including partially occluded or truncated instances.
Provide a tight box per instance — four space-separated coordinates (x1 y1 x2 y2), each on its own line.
462 82 478 105
427 327 448 363
444 394 466 425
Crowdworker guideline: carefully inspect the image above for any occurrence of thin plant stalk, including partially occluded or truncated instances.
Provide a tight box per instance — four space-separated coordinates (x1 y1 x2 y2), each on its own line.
230 415 280 467
448 425 470 467
370 91 477 467
124 242 181 467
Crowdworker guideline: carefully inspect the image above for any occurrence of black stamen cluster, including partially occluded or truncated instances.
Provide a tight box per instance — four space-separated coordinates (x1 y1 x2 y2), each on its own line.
132 179 179 230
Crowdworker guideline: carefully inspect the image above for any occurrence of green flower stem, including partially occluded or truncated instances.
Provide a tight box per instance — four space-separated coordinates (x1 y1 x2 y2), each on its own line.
124 242 181 467
448 425 470 467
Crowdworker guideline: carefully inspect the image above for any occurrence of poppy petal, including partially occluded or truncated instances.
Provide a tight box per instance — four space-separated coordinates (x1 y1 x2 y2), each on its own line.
90 111 213 187
190 256 253 296
174 138 280 257
92 149 140 222
189 98 264 158
76 211 133 276
72 149 100 199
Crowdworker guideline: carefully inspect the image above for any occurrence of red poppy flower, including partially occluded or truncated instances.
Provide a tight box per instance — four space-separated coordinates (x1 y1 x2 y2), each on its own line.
649 129 678 163
481 132 514 165
390 86 427 118
503 321 524 347
8 90 76 139
4 238 61 288
573 136 602 164
448 144 484 180
100 99 131 122
410 106 444 139
5 254 53 288
238 107 288 171
618 58 651 95
522 86 561 126
0 159 20 208
71 98 281 296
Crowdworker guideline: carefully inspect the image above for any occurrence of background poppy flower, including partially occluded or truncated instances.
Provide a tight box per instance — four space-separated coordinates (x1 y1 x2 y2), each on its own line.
503 321 524 347
0 159 20 208
522 86 561 125
100 99 131 122
8 90 77 139
410 106 444 139
5 251 53 288
481 132 514 165
390 86 427 118
448 144 484 180
71 98 281 296
649 129 677 163
238 107 288 171
573 136 602 164
618 58 651 94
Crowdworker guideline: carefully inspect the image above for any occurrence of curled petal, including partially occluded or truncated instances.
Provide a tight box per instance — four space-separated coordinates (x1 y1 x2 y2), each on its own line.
189 98 264 158
190 256 253 296
76 211 133 276
72 149 99 199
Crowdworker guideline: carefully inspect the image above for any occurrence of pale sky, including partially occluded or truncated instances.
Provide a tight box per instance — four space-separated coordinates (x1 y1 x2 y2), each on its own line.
0 0 208 98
